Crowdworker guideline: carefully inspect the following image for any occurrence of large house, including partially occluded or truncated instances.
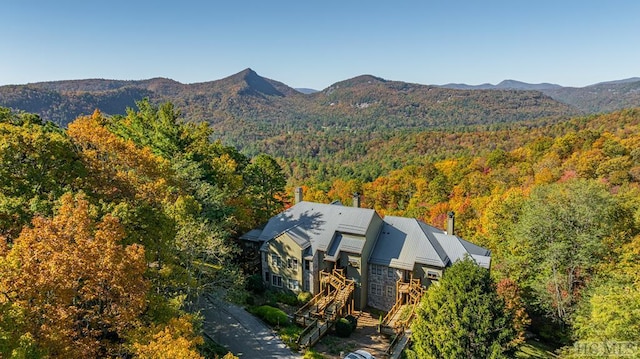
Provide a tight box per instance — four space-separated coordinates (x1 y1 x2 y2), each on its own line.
241 189 491 312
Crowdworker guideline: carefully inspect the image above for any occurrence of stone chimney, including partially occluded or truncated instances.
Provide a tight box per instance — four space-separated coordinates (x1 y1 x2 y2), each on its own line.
352 192 361 208
447 211 455 235
294 187 303 204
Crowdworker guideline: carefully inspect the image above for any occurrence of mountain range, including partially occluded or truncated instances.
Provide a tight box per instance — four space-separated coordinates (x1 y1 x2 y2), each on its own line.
441 77 640 113
1 69 639 152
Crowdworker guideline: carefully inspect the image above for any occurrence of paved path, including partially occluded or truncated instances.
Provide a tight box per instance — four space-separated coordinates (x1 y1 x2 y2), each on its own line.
196 294 302 359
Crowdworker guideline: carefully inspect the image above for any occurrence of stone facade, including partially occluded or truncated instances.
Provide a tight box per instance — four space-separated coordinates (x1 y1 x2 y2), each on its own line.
367 264 402 311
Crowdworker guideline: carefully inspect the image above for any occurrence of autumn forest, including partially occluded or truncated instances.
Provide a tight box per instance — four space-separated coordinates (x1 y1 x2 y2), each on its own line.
0 102 286 357
1 71 640 358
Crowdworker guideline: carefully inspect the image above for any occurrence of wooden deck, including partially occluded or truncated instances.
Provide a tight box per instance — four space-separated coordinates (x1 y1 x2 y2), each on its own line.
295 269 355 350
378 277 425 335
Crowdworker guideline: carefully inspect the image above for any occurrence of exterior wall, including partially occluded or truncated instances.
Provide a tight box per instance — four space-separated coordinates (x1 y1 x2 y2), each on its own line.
261 250 270 286
360 213 384 310
309 250 322 295
265 233 303 292
316 251 333 273
311 250 334 294
340 251 362 308
367 264 401 311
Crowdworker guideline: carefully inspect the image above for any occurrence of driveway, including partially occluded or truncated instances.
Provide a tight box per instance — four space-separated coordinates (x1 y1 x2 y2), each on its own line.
196 294 302 359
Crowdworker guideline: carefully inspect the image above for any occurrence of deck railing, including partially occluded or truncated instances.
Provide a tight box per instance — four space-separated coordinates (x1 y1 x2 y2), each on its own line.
296 268 355 349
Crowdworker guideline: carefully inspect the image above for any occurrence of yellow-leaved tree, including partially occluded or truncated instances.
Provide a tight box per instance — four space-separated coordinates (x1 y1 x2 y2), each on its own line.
0 193 148 357
132 315 204 359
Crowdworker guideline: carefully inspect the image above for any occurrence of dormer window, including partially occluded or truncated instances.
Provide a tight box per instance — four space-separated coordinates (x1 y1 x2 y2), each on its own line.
427 270 440 280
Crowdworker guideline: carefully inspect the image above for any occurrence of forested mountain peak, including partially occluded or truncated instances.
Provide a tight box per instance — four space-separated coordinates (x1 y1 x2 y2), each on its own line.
442 80 562 91
495 79 562 90
201 68 298 98
325 74 388 90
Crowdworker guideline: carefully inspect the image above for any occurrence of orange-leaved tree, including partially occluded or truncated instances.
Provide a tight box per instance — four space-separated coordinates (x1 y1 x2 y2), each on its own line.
0 193 148 357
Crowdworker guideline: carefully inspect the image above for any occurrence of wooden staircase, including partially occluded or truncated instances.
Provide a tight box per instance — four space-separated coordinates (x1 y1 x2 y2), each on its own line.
295 269 355 350
378 277 425 335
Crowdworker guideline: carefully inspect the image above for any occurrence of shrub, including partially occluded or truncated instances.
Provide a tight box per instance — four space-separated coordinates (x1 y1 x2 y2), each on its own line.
345 314 358 331
250 305 290 327
265 292 278 307
246 274 266 294
297 291 313 304
276 292 299 306
335 318 352 338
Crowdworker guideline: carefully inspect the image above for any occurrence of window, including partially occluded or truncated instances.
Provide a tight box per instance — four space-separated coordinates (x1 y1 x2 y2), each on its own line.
371 264 383 276
370 283 382 296
304 260 310 271
272 275 283 287
265 271 270 283
271 254 281 267
387 267 395 279
287 258 298 271
303 279 310 291
287 279 299 291
427 270 440 280
386 286 394 297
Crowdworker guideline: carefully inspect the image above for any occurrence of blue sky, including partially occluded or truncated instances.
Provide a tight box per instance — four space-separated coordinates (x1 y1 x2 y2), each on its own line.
2 1 639 90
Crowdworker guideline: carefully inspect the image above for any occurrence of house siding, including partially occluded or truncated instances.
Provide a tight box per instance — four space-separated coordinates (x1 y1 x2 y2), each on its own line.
360 213 383 310
265 233 303 292
311 250 322 294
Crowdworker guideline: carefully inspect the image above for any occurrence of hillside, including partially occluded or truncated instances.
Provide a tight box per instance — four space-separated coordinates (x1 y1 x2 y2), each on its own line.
4 70 640 168
543 79 640 113
0 69 579 147
441 78 640 113
0 69 580 159
0 85 157 126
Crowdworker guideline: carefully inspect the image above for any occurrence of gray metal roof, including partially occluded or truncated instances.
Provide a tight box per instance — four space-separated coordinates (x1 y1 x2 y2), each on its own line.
369 216 451 270
325 233 367 262
244 200 491 270
252 201 378 255
432 233 492 269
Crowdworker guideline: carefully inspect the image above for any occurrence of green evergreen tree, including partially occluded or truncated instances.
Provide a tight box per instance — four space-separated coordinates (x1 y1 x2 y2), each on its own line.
242 154 286 226
410 258 516 359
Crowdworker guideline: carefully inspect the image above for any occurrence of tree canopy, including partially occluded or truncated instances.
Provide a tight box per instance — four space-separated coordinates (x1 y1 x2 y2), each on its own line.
409 258 516 359
0 102 286 358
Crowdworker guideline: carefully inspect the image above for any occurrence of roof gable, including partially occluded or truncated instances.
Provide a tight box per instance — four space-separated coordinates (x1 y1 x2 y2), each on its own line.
433 233 492 269
254 201 379 255
369 216 492 270
369 216 450 270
